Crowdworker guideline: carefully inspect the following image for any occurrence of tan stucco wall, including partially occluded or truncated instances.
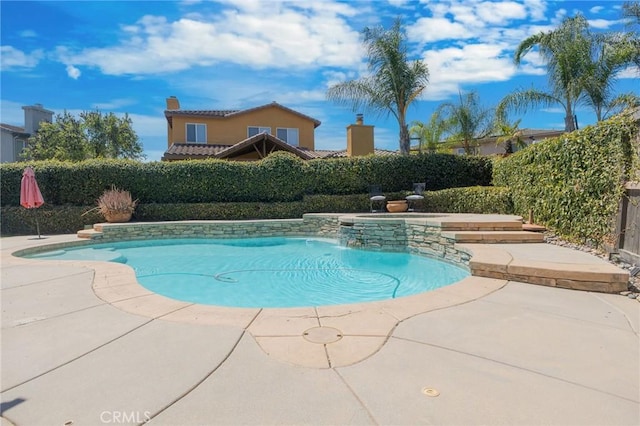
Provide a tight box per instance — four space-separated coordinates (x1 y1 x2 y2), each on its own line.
346 124 374 156
168 106 316 150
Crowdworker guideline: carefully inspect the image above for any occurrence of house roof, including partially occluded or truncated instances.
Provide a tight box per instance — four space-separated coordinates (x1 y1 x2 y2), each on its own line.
164 101 321 128
162 133 315 161
162 137 397 161
215 132 314 160
162 143 231 160
0 123 28 135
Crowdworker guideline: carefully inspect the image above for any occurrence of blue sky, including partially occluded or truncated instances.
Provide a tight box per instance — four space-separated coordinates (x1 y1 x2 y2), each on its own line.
1 0 638 161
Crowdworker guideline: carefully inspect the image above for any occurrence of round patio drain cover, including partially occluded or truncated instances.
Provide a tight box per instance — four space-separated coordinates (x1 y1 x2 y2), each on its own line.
422 388 440 397
302 326 343 344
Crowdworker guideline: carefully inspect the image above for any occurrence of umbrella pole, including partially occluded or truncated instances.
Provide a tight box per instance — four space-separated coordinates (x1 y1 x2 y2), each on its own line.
33 208 41 239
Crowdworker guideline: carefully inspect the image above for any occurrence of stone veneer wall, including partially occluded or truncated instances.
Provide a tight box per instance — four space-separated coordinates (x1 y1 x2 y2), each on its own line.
94 214 343 242
338 216 471 269
96 219 312 241
93 213 470 269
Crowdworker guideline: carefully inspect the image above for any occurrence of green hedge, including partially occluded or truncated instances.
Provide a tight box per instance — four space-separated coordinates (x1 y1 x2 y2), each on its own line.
0 205 103 236
0 151 492 207
424 186 514 214
493 112 639 246
1 189 513 236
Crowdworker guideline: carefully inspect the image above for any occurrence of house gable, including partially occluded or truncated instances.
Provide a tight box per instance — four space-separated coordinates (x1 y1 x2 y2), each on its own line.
164 99 320 152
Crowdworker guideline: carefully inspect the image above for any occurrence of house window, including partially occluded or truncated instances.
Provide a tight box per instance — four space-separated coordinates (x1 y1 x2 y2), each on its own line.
186 123 206 143
248 126 271 137
14 138 26 160
276 128 299 146
456 148 466 155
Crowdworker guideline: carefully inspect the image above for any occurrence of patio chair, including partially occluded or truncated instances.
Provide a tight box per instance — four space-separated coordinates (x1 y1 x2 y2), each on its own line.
369 184 386 213
406 183 425 212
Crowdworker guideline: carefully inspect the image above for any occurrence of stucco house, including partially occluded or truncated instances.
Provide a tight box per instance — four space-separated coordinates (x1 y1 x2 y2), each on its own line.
0 104 54 163
162 97 382 161
446 129 566 156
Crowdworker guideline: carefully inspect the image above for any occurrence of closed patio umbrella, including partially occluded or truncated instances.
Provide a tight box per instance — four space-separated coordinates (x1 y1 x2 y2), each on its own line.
20 166 45 239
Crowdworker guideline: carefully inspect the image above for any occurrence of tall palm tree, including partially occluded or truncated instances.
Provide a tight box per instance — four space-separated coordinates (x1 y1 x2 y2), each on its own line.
409 111 445 153
581 33 640 121
436 91 494 155
624 1 640 24
495 118 526 155
327 18 429 155
498 15 592 132
622 1 640 69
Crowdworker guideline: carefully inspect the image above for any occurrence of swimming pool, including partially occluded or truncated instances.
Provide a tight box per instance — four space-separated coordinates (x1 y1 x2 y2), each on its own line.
27 237 469 308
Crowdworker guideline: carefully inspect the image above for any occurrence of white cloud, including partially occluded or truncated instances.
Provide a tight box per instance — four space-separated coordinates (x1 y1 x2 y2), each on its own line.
421 43 518 99
588 18 624 29
618 67 640 79
66 64 81 79
476 1 527 24
91 98 137 110
589 6 604 14
0 46 43 71
407 17 472 43
56 2 362 75
387 0 411 7
523 0 548 21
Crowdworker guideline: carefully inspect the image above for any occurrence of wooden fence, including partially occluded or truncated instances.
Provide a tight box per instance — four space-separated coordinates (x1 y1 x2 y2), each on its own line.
616 182 640 265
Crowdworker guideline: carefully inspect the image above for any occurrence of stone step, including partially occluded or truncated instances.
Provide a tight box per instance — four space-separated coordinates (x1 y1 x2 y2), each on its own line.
438 220 524 232
443 230 544 243
460 244 629 293
76 229 103 239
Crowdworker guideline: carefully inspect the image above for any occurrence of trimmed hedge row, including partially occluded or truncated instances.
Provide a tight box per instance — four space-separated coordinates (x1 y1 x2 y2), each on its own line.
1 189 513 236
423 186 514 214
493 112 639 246
0 151 492 207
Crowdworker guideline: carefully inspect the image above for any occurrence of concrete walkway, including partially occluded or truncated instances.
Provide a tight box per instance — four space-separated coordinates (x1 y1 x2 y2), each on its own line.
1 234 639 425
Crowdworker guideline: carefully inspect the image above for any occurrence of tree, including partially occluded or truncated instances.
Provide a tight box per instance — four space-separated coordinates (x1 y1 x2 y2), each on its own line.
498 15 592 132
499 14 638 131
327 18 429 155
495 118 526 155
622 1 640 69
23 110 145 161
580 33 640 121
409 111 446 153
436 91 494 155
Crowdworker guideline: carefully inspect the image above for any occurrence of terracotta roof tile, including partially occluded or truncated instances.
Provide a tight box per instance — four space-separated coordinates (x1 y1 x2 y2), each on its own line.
164 101 321 127
163 143 231 159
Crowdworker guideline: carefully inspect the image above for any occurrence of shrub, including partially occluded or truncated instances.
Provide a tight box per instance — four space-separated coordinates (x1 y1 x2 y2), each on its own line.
424 186 514 214
0 152 493 207
493 112 639 246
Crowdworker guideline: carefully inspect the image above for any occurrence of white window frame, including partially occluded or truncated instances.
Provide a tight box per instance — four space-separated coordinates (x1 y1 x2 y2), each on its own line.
248 126 271 137
456 148 466 155
186 123 206 144
276 128 299 146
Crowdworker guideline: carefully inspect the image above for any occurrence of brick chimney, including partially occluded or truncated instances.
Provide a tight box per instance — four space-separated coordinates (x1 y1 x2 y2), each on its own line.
346 114 374 157
22 103 54 135
166 96 180 110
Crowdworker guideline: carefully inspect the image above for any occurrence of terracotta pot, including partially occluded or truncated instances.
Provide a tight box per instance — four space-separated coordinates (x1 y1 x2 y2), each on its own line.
104 211 132 223
386 200 408 213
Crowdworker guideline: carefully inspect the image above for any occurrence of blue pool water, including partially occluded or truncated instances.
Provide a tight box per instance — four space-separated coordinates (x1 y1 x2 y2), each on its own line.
27 237 469 308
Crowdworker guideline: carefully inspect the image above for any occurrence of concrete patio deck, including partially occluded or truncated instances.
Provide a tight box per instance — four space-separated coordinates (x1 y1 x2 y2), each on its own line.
1 233 639 425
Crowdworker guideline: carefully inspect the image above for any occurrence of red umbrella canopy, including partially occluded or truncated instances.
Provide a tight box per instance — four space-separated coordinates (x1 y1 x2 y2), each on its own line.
20 167 44 209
